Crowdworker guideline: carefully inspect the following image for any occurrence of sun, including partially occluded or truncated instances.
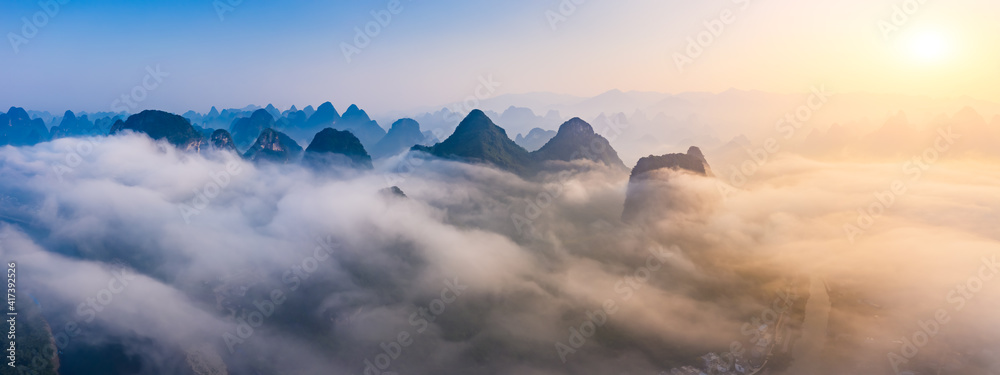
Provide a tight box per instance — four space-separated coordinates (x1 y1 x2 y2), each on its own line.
904 29 952 64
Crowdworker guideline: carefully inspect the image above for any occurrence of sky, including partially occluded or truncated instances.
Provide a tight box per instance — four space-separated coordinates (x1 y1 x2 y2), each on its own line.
1 0 998 115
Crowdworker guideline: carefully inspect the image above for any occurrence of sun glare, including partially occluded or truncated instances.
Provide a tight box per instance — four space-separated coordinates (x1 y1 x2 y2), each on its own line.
905 29 952 64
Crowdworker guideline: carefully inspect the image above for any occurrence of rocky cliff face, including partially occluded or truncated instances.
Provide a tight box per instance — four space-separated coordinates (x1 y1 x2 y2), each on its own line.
209 129 237 151
622 146 714 222
629 146 713 181
242 128 302 163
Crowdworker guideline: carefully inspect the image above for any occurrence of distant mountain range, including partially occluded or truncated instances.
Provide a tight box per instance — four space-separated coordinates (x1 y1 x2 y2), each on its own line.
336 104 387 150
0 107 121 146
6 93 999 187
412 111 627 176
0 107 49 146
4 104 728 234
10 106 643 179
514 128 556 152
370 118 432 159
383 89 1000 167
230 109 276 150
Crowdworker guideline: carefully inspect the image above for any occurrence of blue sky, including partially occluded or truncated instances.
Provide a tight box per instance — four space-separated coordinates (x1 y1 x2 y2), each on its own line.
2 0 998 115
2 0 616 114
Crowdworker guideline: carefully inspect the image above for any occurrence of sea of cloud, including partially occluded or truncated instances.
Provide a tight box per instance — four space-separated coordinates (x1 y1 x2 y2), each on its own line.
0 128 998 374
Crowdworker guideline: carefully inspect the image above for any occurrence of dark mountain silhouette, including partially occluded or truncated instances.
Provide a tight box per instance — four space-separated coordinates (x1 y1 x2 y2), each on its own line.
622 146 713 222
515 128 556 152
0 112 9 146
413 110 534 175
531 118 626 169
306 102 340 129
273 110 314 146
209 129 237 151
370 118 425 159
335 104 386 150
230 109 275 150
192 124 215 138
109 119 125 133
281 105 299 118
277 110 308 129
50 110 102 139
302 105 316 119
94 116 122 135
182 110 201 123
422 130 441 145
110 110 204 151
629 146 712 180
379 186 407 199
303 127 373 169
194 106 250 131
1 107 50 146
264 103 281 120
243 128 303 163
